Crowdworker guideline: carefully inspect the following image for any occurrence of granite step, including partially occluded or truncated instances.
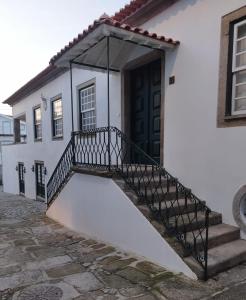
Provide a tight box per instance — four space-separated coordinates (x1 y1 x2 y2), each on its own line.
185 239 246 279
152 198 205 217
185 223 240 252
168 211 222 232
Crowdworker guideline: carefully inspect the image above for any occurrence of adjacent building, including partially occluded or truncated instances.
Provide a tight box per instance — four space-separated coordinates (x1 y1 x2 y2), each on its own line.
0 114 26 184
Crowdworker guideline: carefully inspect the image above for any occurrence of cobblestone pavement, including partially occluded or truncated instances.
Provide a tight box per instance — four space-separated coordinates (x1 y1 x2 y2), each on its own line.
1 191 246 299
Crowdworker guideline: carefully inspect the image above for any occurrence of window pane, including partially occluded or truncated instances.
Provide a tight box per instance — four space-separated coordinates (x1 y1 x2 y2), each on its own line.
2 121 11 134
237 38 246 53
54 118 63 136
35 108 41 122
36 124 42 139
236 70 246 84
236 52 246 68
238 23 246 39
235 98 246 111
53 99 62 118
236 83 246 98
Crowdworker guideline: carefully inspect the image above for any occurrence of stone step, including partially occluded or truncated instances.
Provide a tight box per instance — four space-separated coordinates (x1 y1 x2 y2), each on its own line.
139 186 180 202
185 223 240 252
168 211 222 233
138 177 170 189
121 166 164 178
185 239 246 279
152 198 205 218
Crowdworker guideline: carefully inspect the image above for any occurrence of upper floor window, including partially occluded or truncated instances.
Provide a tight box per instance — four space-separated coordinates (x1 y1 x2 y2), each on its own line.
79 84 96 131
232 19 246 115
217 7 246 128
51 98 63 138
33 106 42 140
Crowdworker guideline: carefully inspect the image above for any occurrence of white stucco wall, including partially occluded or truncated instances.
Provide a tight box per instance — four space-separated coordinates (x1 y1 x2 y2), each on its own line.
2 68 121 199
47 173 196 279
141 0 246 226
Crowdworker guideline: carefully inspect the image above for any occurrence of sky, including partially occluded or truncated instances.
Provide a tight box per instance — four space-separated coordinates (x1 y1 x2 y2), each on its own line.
0 0 129 115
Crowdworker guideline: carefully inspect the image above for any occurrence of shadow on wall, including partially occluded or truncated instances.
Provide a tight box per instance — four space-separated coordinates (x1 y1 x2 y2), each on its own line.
147 0 202 29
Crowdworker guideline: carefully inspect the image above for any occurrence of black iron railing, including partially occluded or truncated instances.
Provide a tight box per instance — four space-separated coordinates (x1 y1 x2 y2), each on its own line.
47 126 211 280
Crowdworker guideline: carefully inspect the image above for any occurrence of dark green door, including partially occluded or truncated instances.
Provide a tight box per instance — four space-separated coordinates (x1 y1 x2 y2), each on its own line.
18 163 25 194
35 162 45 199
130 59 161 163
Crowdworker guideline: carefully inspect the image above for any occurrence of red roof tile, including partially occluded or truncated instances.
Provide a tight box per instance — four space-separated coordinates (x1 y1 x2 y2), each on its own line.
112 0 151 23
50 16 179 65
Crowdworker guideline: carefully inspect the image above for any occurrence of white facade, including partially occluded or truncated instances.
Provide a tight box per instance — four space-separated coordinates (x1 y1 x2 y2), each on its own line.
2 68 121 199
140 0 246 226
2 0 246 231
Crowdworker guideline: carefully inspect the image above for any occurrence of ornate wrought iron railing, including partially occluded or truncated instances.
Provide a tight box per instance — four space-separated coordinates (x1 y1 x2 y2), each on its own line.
47 126 211 280
46 139 74 203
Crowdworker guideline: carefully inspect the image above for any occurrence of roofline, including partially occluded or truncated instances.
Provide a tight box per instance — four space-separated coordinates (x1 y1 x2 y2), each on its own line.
3 65 67 106
112 0 178 26
50 17 179 65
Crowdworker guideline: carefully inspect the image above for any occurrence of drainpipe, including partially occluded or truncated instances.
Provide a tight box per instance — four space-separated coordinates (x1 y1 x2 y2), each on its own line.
69 61 74 133
107 36 111 171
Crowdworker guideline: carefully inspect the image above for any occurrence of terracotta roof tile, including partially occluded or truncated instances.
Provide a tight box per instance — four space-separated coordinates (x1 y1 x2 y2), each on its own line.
112 0 151 23
50 16 179 64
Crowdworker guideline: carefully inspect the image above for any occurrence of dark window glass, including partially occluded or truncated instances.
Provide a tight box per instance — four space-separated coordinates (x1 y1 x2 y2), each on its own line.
34 107 42 140
52 98 63 137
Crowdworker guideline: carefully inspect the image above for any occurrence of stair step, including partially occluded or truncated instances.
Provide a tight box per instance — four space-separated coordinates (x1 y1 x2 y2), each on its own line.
139 186 180 202
152 198 205 217
185 239 246 279
121 165 163 177
186 223 240 252
168 211 222 232
137 176 174 189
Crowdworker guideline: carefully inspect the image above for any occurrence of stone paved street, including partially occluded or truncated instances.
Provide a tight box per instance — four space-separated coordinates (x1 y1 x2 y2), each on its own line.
1 190 246 299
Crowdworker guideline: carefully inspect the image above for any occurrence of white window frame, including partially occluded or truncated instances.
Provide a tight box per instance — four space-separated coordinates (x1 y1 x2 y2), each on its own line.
232 19 246 115
33 106 42 140
51 98 63 138
79 84 96 131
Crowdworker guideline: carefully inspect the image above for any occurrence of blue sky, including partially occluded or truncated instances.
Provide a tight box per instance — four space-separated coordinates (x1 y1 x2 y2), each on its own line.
0 0 129 115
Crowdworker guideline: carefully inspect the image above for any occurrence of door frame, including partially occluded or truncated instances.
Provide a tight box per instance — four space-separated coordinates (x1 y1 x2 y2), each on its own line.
121 51 165 164
35 160 45 201
18 162 25 195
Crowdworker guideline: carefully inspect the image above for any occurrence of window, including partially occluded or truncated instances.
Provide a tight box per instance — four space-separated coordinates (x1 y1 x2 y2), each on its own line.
217 6 246 128
33 106 42 140
232 19 246 114
2 121 11 134
79 84 96 131
52 98 63 138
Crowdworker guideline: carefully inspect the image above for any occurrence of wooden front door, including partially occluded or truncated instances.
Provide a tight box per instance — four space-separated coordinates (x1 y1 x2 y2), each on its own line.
35 162 45 199
18 163 25 194
130 59 161 162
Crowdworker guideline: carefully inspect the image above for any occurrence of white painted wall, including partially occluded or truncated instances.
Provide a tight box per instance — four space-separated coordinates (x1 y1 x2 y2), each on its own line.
141 0 246 226
47 173 196 279
2 68 121 199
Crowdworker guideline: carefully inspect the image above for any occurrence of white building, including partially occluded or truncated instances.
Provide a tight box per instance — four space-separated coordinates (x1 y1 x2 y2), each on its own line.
2 0 246 280
0 114 26 184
